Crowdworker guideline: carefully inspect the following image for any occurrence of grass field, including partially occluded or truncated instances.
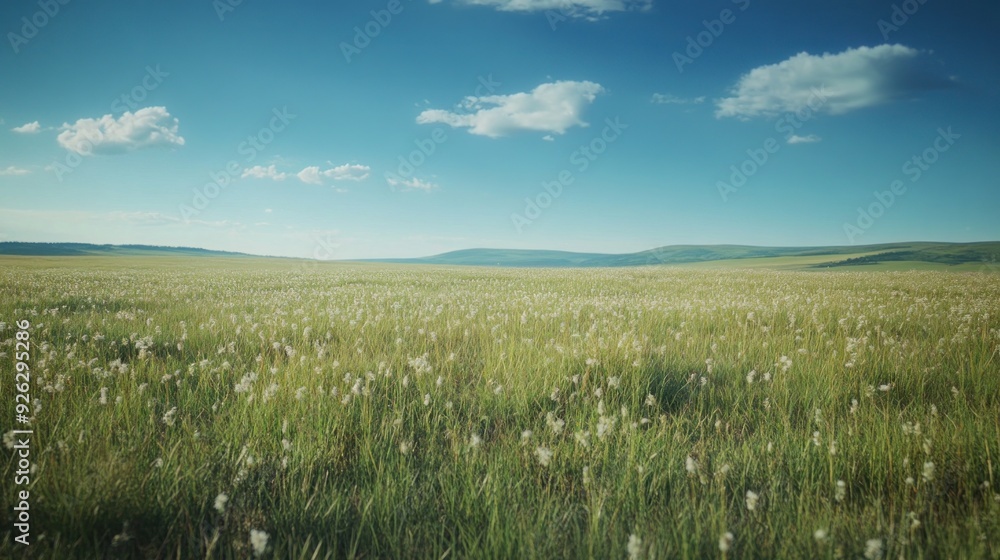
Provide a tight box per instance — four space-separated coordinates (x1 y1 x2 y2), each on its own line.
2 257 999 559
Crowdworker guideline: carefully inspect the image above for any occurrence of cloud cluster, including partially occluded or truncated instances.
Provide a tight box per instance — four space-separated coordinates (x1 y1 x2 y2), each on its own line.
242 163 371 185
297 164 371 184
242 164 288 181
715 44 953 119
429 0 650 18
417 80 604 138
57 106 185 155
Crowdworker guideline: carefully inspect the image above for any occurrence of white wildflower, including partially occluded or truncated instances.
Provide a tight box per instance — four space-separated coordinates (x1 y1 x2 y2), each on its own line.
719 531 734 552
162 407 177 426
545 412 566 435
627 533 643 560
922 461 935 482
835 480 846 502
864 538 883 560
250 529 269 557
535 446 553 467
214 493 228 514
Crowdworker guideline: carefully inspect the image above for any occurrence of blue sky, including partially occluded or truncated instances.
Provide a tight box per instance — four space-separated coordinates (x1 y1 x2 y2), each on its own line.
1 0 998 259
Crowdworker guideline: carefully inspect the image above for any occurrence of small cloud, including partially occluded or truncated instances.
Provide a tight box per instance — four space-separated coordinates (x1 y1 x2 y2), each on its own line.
242 163 370 185
242 165 288 180
0 166 30 176
387 176 438 192
542 135 555 142
57 107 184 155
12 121 41 134
264 208 273 213
434 0 651 19
788 134 822 144
650 93 705 105
297 164 370 185
716 44 954 119
417 80 604 138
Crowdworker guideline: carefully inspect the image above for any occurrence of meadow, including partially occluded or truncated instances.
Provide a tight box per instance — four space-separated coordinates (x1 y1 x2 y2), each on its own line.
1 257 999 559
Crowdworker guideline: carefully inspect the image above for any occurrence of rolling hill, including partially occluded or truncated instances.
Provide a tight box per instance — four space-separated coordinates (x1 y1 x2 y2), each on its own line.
0 242 255 258
2 241 998 271
368 242 1000 270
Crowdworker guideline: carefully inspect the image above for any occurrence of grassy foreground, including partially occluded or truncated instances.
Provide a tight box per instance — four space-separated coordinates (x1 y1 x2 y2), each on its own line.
2 258 999 559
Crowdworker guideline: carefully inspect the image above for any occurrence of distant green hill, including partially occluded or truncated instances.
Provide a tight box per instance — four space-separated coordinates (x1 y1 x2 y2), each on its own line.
368 242 1000 270
0 242 253 258
2 241 998 271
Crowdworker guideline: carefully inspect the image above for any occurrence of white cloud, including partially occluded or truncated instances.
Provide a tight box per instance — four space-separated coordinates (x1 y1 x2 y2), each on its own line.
715 44 954 119
12 121 41 134
417 80 604 138
242 163 370 185
434 0 651 18
787 134 822 144
296 164 371 185
242 165 289 181
387 176 438 192
57 106 185 155
651 93 705 105
0 166 30 176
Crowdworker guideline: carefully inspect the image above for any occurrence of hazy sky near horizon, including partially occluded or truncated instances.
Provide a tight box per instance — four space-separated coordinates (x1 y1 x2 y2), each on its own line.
1 0 998 259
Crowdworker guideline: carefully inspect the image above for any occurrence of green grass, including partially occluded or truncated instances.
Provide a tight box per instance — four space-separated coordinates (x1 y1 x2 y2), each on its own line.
2 258 999 559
